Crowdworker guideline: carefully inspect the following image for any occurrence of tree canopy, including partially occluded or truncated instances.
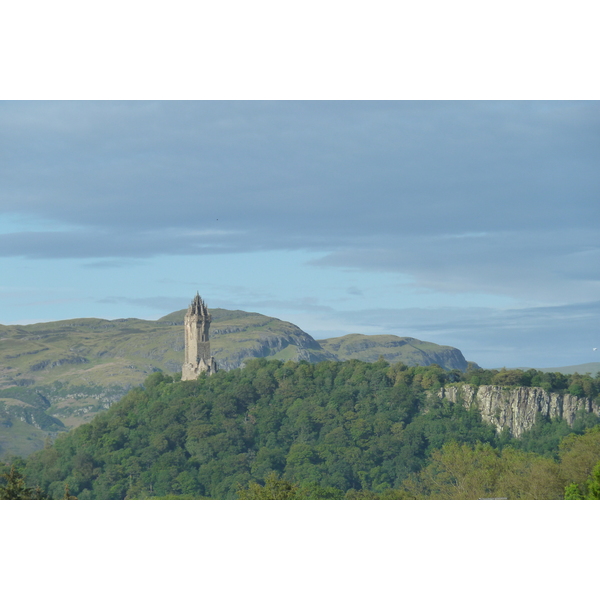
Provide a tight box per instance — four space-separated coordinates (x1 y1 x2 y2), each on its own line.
12 360 600 500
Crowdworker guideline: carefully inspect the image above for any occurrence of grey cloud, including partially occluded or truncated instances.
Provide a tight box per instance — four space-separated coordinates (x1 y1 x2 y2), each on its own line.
1 101 597 235
240 298 336 314
309 229 600 305
83 259 145 269
0 229 257 259
95 295 336 317
346 287 363 296
1 101 598 307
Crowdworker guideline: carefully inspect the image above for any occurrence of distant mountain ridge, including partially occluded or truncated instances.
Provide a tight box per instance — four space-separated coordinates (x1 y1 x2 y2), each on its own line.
516 362 600 376
318 334 470 371
0 307 475 458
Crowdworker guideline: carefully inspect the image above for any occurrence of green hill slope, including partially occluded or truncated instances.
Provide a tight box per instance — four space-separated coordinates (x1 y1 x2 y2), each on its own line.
318 334 469 370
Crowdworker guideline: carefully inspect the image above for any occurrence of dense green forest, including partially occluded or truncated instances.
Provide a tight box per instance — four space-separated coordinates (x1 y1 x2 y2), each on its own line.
4 359 600 499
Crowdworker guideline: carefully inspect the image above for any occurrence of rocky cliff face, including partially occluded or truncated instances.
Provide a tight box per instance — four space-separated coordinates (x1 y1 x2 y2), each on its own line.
439 384 600 437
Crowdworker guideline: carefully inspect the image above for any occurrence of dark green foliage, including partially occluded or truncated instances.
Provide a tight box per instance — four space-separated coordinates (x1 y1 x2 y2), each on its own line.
237 472 346 499
463 367 600 401
587 462 600 499
237 472 300 499
21 360 600 499
21 360 490 498
510 414 576 458
508 411 600 459
0 462 48 499
63 484 77 499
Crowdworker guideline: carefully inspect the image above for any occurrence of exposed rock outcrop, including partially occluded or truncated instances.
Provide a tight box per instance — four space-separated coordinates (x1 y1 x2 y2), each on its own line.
439 384 600 437
30 356 89 371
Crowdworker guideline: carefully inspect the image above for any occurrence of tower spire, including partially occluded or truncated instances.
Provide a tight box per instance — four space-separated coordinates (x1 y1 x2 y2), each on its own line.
182 293 217 380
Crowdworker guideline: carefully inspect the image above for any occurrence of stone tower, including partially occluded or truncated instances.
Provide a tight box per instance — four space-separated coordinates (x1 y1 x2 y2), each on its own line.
181 293 218 380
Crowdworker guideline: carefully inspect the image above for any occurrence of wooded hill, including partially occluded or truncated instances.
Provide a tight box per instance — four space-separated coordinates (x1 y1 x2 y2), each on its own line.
0 309 472 458
16 359 600 500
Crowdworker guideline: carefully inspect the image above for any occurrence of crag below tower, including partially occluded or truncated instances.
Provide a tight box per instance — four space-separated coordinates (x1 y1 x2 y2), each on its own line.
181 293 218 380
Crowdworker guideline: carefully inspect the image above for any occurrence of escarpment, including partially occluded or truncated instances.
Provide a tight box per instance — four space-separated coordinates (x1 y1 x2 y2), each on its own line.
439 384 600 437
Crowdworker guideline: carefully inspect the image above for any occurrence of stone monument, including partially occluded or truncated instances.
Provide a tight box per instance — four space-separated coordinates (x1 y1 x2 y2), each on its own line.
181 293 218 380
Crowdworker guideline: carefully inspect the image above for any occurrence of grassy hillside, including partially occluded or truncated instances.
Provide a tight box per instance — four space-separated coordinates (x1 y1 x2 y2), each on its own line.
318 334 469 370
0 417 51 458
0 309 331 405
158 308 337 370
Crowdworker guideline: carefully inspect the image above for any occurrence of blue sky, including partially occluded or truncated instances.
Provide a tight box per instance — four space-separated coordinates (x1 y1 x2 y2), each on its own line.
1 101 598 368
